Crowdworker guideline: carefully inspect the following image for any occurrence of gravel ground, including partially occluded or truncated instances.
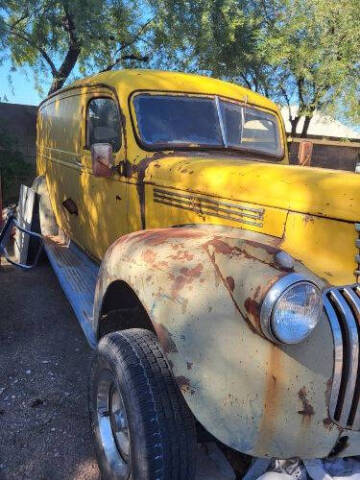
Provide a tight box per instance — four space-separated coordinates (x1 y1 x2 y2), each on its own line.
0 260 100 480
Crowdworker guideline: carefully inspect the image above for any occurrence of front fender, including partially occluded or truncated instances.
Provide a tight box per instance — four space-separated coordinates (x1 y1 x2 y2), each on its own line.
93 226 341 458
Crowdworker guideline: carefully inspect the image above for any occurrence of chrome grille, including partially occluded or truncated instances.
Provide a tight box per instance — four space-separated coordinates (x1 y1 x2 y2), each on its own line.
324 284 360 429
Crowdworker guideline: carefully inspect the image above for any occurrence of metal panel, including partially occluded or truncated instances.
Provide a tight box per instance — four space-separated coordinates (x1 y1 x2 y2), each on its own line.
14 185 36 264
44 238 98 348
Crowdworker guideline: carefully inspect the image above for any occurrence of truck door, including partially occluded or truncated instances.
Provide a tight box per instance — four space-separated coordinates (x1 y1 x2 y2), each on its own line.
74 91 129 260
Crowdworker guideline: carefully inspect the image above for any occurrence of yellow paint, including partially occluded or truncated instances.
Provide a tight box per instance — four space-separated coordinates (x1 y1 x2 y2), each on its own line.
281 212 358 285
37 69 359 285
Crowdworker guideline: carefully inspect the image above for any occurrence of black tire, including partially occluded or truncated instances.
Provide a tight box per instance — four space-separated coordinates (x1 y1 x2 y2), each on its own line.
89 328 197 480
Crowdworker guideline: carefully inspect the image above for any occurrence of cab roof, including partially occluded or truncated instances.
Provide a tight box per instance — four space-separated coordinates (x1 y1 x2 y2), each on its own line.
50 69 279 113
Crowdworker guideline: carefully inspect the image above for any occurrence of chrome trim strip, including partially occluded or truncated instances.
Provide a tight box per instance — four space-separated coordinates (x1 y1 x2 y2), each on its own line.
154 193 263 220
343 287 360 428
153 188 265 227
343 287 360 320
323 294 344 421
154 188 265 214
329 289 359 425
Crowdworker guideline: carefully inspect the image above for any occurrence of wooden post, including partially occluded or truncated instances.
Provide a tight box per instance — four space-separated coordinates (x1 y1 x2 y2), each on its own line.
298 140 313 166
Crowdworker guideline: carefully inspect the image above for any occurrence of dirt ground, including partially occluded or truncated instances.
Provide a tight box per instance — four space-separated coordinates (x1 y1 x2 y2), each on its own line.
0 260 100 480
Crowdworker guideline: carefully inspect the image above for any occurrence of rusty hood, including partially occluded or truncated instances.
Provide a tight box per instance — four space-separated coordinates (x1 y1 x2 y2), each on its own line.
145 154 359 223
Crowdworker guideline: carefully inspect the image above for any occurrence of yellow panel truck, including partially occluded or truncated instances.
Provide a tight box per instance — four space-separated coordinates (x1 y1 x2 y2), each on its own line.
1 69 360 479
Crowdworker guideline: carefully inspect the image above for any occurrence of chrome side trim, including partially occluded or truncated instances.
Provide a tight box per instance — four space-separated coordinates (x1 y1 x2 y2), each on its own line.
153 188 265 228
343 287 360 427
323 294 343 422
325 285 360 430
329 290 359 426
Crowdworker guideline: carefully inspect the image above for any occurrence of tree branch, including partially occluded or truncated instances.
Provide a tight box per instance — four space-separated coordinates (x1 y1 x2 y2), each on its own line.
9 12 30 29
47 5 81 94
101 54 149 72
115 18 153 54
239 73 253 90
6 27 58 76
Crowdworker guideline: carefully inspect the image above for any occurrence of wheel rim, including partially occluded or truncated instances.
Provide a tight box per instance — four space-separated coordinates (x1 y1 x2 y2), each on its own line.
110 385 130 460
96 370 131 476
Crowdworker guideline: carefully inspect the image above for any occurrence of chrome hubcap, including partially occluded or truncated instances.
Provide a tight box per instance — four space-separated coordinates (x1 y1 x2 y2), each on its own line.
96 370 131 476
110 387 130 460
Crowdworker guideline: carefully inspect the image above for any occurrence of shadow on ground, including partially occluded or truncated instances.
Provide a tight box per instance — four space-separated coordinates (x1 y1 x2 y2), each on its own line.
0 260 100 480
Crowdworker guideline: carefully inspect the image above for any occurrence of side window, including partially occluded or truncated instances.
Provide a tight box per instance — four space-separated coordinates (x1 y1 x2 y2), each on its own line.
87 98 121 151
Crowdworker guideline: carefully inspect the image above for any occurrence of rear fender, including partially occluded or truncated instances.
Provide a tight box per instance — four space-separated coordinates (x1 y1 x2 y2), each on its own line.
93 227 340 458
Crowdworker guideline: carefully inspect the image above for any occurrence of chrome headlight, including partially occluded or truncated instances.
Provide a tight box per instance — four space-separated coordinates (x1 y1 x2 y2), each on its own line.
260 273 322 344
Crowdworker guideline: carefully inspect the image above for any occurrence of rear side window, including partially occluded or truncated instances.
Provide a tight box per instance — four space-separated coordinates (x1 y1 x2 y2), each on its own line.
87 98 121 151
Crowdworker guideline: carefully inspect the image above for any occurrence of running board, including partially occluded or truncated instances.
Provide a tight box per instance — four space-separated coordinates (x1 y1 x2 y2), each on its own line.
44 238 99 349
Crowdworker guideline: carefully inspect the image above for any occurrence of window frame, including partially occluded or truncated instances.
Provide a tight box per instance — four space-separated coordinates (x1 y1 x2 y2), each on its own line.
130 91 285 160
85 95 122 153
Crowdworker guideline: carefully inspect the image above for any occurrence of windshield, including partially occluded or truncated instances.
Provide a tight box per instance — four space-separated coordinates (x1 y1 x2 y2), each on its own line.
133 94 283 157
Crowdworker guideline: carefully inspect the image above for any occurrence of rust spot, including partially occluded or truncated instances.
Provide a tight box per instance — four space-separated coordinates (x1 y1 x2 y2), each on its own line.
180 264 203 278
169 250 194 262
244 298 260 318
171 264 204 297
256 344 281 452
207 238 236 255
154 323 178 355
176 376 192 394
226 276 235 292
187 362 193 370
298 386 315 420
325 377 332 406
142 249 157 264
244 240 280 256
203 241 262 336
132 228 206 247
323 417 334 430
304 214 315 224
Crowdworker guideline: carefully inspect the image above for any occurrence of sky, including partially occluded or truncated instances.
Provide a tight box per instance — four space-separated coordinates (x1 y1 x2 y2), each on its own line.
0 63 45 105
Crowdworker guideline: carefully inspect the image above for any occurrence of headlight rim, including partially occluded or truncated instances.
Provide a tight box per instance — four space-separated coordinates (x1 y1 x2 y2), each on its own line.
260 273 322 345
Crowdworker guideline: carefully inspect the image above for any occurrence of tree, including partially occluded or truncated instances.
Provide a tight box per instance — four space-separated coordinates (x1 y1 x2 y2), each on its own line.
257 0 360 137
0 0 155 96
152 0 360 137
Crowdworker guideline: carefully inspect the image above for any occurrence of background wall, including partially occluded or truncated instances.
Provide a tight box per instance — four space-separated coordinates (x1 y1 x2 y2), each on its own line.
0 102 37 204
0 102 38 163
289 138 360 171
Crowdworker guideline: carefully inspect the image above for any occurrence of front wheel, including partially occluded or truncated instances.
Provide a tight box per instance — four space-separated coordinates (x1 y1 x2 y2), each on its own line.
89 329 197 480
